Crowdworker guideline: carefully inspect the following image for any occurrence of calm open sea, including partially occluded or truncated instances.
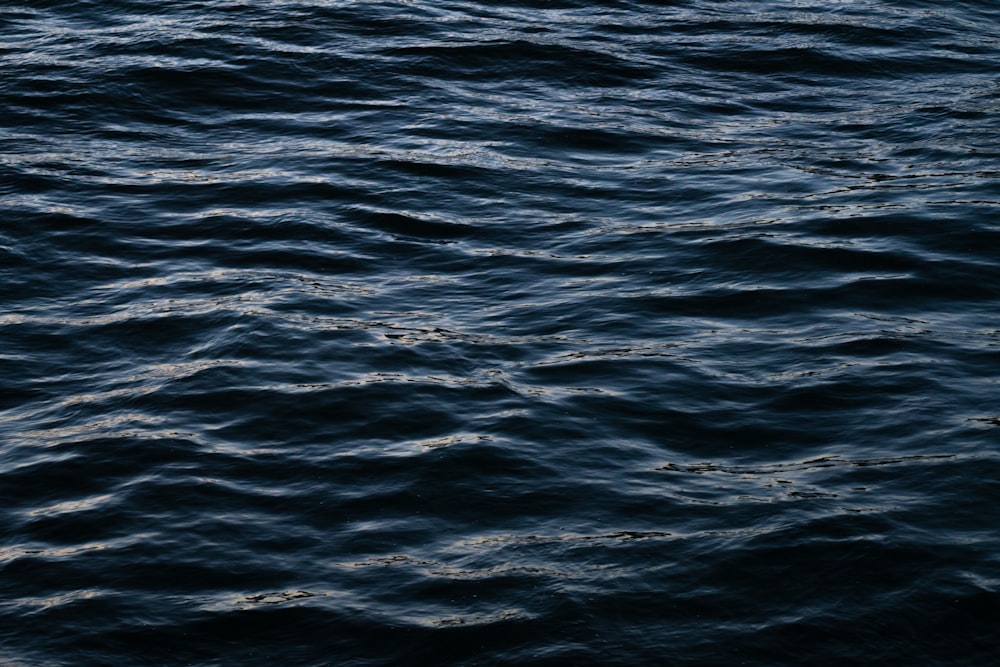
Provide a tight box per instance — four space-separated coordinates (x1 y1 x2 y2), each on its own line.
2 1 999 665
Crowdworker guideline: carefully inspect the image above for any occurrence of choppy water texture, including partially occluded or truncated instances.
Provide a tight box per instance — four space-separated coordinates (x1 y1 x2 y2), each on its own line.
2 1 999 665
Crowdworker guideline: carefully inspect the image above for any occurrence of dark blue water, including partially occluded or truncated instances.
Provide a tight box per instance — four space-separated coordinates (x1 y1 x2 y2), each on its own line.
2 1 999 664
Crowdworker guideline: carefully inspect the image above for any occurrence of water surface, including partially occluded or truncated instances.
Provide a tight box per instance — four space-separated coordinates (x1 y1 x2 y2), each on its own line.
2 1 999 665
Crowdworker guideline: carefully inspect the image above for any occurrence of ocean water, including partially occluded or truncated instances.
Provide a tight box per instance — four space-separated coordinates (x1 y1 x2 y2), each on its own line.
1 1 998 664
